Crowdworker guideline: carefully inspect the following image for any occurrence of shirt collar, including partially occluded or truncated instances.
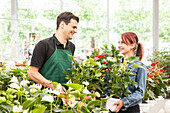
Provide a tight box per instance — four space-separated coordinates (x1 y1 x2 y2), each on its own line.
52 34 71 49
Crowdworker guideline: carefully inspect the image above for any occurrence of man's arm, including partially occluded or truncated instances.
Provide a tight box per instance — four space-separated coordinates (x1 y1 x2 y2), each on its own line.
28 66 54 89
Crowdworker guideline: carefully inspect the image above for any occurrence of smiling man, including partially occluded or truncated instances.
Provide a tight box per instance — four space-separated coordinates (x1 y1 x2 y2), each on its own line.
28 12 79 90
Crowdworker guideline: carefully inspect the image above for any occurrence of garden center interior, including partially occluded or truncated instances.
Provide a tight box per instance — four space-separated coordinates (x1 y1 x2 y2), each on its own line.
0 0 169 113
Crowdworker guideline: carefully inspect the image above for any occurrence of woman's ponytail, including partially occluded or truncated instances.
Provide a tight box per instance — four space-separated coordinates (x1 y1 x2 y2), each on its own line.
136 42 144 61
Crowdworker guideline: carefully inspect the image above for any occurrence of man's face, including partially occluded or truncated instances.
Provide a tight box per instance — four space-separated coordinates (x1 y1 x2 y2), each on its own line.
63 19 78 40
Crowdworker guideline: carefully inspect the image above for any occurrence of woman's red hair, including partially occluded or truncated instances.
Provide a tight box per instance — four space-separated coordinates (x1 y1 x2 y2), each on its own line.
121 32 144 61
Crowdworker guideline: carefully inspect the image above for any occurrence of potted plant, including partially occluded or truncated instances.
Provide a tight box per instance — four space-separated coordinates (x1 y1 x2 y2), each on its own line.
66 44 145 112
143 61 169 102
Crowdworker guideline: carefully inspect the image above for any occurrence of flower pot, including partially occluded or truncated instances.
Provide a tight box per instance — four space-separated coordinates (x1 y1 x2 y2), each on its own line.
106 98 120 111
92 108 101 113
146 100 156 107
139 103 150 113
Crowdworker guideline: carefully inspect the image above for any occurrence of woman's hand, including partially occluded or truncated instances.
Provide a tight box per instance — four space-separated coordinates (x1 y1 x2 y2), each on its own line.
111 100 124 113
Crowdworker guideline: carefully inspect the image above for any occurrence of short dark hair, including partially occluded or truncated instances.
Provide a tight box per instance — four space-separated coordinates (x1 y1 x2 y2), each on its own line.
56 12 79 30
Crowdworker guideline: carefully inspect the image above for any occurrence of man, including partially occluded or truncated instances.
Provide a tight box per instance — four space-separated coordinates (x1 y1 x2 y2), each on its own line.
28 12 79 90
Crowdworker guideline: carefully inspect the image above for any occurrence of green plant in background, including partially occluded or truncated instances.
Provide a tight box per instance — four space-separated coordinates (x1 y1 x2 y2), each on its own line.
143 61 169 102
147 49 170 76
0 63 31 91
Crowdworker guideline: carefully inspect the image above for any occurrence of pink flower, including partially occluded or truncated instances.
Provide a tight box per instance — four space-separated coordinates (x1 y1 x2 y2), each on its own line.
77 101 84 109
63 96 69 103
103 53 106 55
84 95 91 100
155 80 160 84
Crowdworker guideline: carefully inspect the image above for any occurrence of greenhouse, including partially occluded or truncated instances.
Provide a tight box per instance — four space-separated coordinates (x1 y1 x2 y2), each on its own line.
0 0 169 113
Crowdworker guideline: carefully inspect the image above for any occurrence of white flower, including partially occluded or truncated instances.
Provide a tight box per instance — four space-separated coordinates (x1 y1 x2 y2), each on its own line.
57 84 63 93
57 84 62 89
13 105 23 112
9 83 20 89
83 87 90 94
23 109 29 113
107 57 112 61
30 89 37 93
66 79 72 84
29 84 37 88
68 97 77 108
29 84 42 90
107 57 116 62
82 81 89 86
42 94 54 103
9 76 18 83
96 62 101 67
95 92 100 97
20 79 30 86
25 91 29 95
48 89 60 95
0 97 6 102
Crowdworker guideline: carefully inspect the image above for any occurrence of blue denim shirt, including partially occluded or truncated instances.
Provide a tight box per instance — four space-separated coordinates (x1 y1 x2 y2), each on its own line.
121 60 147 111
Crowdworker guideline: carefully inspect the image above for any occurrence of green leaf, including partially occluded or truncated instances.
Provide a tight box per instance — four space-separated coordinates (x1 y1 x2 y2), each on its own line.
126 72 135 75
80 106 90 113
147 90 155 99
52 82 59 89
100 98 109 103
0 103 13 112
61 110 74 113
32 105 46 113
132 63 145 69
64 83 82 90
22 98 37 109
67 54 74 62
124 82 129 88
70 91 80 97
87 100 101 108
125 56 139 63
112 83 121 89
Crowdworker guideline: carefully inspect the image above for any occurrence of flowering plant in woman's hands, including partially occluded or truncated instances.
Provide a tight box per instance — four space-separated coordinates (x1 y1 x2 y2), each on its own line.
143 61 169 101
66 44 143 99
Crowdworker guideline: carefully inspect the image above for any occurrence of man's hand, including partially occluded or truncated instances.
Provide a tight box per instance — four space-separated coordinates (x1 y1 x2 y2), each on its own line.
111 100 124 113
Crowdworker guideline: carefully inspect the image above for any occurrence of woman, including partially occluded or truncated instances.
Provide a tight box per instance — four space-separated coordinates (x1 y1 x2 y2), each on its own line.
111 32 147 113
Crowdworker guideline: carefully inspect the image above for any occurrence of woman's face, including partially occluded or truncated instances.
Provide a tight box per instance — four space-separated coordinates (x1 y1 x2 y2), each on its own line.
118 38 133 55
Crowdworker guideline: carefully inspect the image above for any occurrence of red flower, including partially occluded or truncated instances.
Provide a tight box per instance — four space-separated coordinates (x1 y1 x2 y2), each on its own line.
104 61 108 64
155 61 159 64
160 69 164 72
101 74 105 77
151 63 156 66
151 61 159 66
98 55 105 58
